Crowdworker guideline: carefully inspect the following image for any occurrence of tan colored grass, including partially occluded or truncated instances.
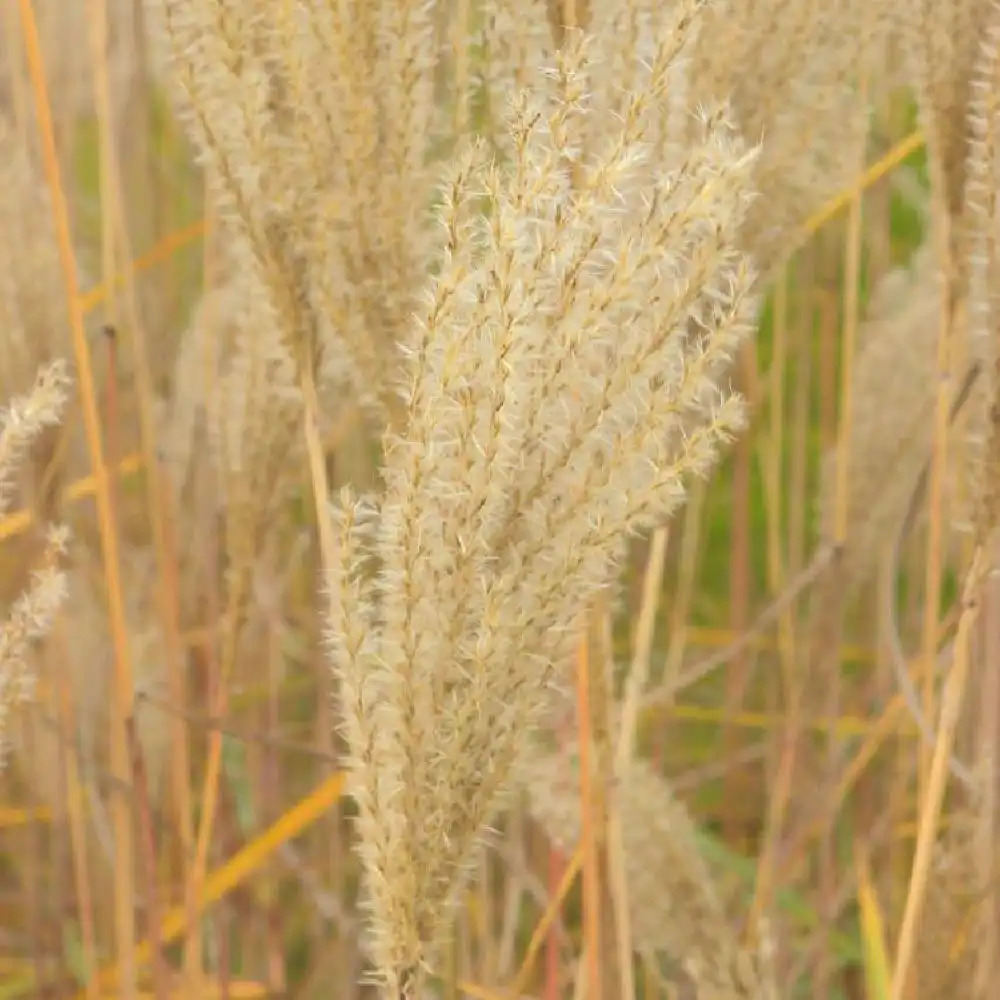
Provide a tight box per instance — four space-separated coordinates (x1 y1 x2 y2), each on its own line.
906 0 997 248
12 543 169 802
8 1 1000 998
321 10 758 992
818 246 960 591
818 0 1000 591
0 117 69 399
962 1 1000 542
820 0 1000 618
524 747 763 998
688 0 889 276
155 0 445 429
905 808 991 999
0 361 72 764
0 116 91 538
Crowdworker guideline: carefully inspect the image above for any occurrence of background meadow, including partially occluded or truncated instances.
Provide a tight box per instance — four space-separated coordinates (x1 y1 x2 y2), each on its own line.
0 1 996 998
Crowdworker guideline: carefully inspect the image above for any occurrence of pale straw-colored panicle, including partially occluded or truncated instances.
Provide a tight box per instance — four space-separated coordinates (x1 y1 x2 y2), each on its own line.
155 0 445 429
0 117 65 404
11 544 169 821
959 1 1000 544
154 269 303 594
0 0 139 138
906 0 996 254
325 12 760 993
0 361 72 766
819 2 1000 588
687 0 890 276
524 746 764 998
478 0 555 154
818 245 962 592
0 116 103 524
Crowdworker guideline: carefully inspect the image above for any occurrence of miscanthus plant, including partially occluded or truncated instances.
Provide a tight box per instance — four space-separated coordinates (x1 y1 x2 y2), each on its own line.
324 23 760 999
0 360 71 763
156 0 759 992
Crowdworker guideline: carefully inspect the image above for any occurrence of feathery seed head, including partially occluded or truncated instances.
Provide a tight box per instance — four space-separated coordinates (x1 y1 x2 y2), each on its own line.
962 2 1000 543
324 8 759 991
0 361 72 766
525 747 762 998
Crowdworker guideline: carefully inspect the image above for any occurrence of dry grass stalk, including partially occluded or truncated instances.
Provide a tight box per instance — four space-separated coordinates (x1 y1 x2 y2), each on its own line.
963 14 1000 993
818 246 957 592
904 803 994 999
0 115 91 537
819 0 1000 592
906 0 996 257
324 13 759 992
155 0 444 428
0 116 68 401
832 0 1000 578
0 0 137 140
159 275 364 577
884 3 1000 563
687 0 888 275
3 0 981 997
0 361 72 764
193 283 301 586
890 12 1000 983
904 5 994 812
13 544 169 801
963 0 1000 540
524 747 763 998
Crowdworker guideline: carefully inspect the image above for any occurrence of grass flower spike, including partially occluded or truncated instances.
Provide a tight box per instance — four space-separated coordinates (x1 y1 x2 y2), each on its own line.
325 16 759 995
0 360 71 763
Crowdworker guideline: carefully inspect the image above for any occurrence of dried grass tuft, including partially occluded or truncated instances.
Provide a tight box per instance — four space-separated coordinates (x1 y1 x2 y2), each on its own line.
323 14 759 990
0 361 72 764
524 746 763 998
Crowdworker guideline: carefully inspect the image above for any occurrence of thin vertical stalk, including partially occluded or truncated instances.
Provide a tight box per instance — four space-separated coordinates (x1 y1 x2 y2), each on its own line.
452 0 471 133
974 562 1000 997
544 845 564 1000
788 275 812 578
919 215 954 793
85 0 192 898
18 2 137 994
822 93 866 989
725 363 752 845
762 271 797 677
59 668 100 1000
575 633 603 1000
617 528 669 764
186 567 249 978
892 548 987 1000
183 178 221 987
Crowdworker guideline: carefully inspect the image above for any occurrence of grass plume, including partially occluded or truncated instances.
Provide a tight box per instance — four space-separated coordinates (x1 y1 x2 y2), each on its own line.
0 360 71 763
324 19 758 993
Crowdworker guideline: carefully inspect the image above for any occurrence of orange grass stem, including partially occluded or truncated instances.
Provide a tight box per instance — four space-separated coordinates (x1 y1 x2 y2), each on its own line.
890 548 986 1000
510 845 585 999
74 771 346 999
18 0 138 993
77 218 207 315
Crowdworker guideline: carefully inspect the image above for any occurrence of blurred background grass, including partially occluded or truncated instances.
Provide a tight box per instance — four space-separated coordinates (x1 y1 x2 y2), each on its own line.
0 3 983 999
